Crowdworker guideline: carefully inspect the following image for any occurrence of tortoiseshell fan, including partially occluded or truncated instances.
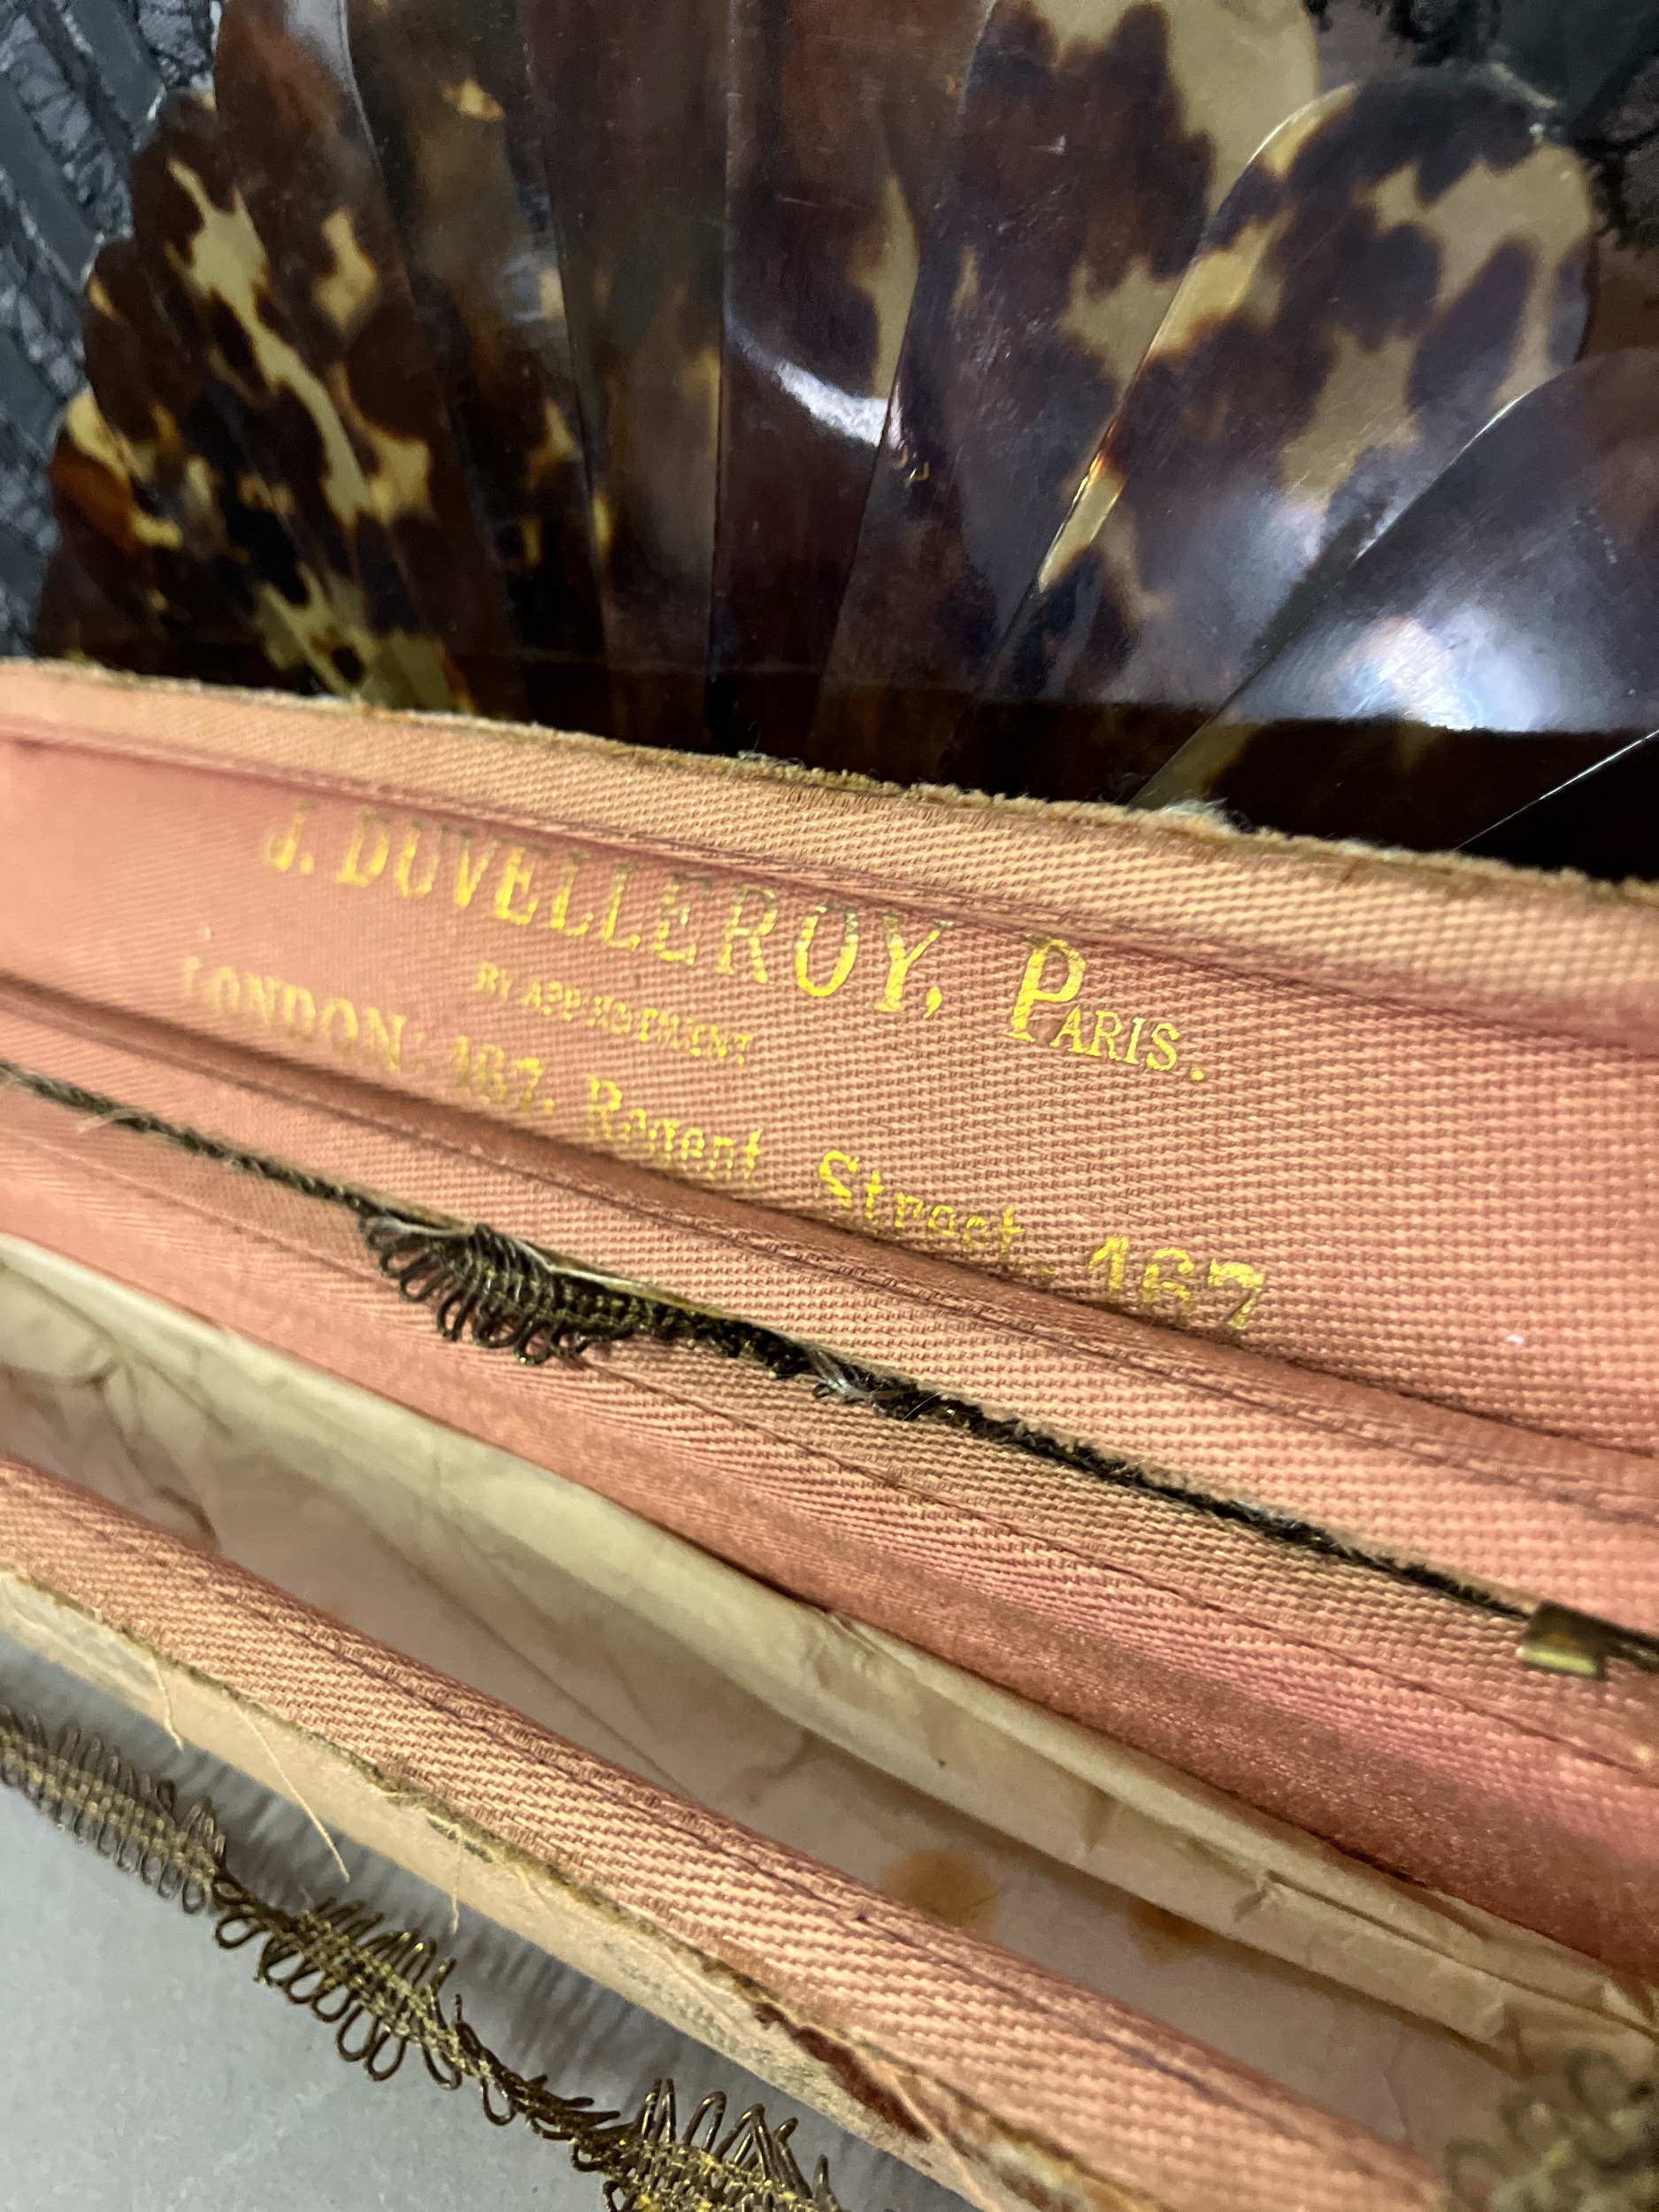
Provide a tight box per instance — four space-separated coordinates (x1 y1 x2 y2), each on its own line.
16 0 1659 877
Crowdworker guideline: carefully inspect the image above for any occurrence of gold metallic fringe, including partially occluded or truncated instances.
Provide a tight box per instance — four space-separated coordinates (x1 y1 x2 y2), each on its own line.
1445 2055 1659 2211
7 1695 1659 2206
0 1701 849 2212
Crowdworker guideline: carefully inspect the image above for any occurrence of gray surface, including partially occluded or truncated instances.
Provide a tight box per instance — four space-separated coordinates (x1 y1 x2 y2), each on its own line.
0 1632 964 2212
0 0 214 653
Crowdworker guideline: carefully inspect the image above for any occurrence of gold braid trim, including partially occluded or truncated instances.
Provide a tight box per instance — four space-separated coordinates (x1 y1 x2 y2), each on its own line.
0 1701 851 2212
7 1698 1659 2206
1446 2055 1659 2211
4 1047 1621 1653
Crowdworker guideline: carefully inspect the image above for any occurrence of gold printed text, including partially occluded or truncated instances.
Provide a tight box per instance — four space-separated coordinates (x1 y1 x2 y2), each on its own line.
181 956 419 1078
586 1074 762 1185
1008 938 1206 1081
1087 1231 1266 1333
473 961 756 1071
817 1147 1026 1267
262 802 953 1019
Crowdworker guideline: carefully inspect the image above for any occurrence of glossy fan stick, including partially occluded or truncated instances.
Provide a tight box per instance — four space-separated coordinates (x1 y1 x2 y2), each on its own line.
42 404 301 696
119 91 444 707
707 0 989 754
32 533 189 678
1461 733 1659 884
40 236 319 693
520 0 727 751
1135 349 1659 855
1310 0 1659 375
804 0 1317 784
209 0 529 717
41 376 270 691
35 411 227 684
943 68 1594 806
343 0 610 736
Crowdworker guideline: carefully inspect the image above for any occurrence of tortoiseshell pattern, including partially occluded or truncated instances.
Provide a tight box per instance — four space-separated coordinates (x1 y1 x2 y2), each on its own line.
344 0 610 736
708 0 988 754
61 88 464 705
209 0 525 717
946 68 1594 804
130 86 432 696
520 0 728 751
38 232 313 691
22 0 1659 880
1139 349 1659 852
38 96 412 698
803 0 1317 784
39 0 552 715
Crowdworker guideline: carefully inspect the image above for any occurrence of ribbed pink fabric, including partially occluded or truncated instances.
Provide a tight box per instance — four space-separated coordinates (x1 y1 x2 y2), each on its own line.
4 977 1658 1632
0 1454 1437 2212
1 658 1656 1458
4 1058 1657 1978
1 660 1655 2121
